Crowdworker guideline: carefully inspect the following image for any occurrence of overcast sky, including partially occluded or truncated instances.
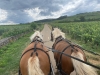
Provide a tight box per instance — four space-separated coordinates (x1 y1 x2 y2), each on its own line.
0 0 100 24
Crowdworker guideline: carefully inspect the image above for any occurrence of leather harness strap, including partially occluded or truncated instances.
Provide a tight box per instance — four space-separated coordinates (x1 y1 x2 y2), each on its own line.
19 40 52 75
52 36 74 75
52 36 87 75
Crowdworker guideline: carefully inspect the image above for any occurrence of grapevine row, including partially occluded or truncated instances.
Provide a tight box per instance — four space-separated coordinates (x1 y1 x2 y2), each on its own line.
50 21 100 52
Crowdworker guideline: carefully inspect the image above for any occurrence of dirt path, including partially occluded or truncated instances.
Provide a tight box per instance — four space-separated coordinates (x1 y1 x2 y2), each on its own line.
41 24 76 75
41 24 57 74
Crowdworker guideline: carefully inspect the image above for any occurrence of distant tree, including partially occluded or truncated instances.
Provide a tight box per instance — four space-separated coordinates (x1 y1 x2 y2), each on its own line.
74 19 80 22
20 23 23 25
57 15 67 20
80 16 85 22
31 23 37 29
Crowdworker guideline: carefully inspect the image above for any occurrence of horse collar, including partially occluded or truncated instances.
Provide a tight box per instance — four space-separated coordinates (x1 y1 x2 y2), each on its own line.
31 36 43 43
52 36 64 49
55 36 64 42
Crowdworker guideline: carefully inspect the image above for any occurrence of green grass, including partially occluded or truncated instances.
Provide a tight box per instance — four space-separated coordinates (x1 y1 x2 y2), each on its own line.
0 32 32 75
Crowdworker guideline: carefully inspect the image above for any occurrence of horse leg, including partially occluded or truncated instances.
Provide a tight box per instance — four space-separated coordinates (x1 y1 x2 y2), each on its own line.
28 56 44 75
71 52 97 75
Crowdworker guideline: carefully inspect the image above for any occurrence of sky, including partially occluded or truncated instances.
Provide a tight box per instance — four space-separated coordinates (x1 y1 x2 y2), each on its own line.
0 0 100 25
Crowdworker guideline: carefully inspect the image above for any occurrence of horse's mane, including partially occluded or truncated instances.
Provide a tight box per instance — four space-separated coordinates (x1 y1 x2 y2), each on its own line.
52 28 65 39
30 31 43 42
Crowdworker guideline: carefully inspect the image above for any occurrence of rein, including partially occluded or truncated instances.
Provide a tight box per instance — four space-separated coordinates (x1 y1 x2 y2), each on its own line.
46 44 100 70
51 36 100 75
47 47 100 70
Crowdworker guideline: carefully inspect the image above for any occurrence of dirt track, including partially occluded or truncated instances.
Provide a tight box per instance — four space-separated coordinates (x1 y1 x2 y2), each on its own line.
41 24 57 74
41 24 76 75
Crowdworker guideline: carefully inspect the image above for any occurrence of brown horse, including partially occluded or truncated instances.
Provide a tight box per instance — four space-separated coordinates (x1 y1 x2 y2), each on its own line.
19 31 51 75
51 28 97 75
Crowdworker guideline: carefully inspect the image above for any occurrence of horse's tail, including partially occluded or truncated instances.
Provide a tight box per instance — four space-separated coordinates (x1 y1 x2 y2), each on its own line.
28 56 44 75
71 52 97 75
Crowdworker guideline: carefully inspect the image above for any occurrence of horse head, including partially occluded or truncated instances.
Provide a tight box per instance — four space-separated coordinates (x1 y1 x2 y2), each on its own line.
51 28 65 41
30 31 43 42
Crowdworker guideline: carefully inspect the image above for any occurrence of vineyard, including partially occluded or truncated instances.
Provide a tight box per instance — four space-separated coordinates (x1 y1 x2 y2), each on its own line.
50 21 100 53
0 25 30 39
0 23 43 75
0 23 43 39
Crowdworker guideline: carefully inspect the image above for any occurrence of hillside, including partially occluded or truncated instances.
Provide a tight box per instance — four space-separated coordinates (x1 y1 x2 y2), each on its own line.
35 11 100 23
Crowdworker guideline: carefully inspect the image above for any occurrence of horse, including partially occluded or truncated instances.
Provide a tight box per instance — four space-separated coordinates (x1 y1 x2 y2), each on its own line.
19 31 52 75
51 28 97 75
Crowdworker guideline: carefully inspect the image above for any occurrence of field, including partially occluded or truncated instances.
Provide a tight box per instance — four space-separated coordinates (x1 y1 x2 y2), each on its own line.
0 23 43 39
0 24 31 39
50 21 100 53
0 23 43 75
0 21 100 74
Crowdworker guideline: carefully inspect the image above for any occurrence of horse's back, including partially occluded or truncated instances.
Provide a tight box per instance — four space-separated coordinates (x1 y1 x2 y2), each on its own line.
20 42 50 75
54 41 74 74
54 41 87 74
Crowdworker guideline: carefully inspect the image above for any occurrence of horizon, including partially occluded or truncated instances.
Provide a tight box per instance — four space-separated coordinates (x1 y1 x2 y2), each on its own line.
0 10 100 25
0 0 100 25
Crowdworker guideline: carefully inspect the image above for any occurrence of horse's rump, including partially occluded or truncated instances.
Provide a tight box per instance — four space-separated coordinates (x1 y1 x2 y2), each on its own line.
20 42 51 75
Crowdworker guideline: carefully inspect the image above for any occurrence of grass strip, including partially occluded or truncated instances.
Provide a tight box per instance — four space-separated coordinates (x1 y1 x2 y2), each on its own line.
0 32 33 75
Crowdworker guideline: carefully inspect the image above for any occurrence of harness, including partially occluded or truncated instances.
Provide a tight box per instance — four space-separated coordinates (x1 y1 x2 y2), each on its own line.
19 37 52 75
52 36 86 75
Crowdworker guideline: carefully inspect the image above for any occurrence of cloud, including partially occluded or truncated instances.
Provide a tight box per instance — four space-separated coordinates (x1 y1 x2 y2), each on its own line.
24 7 58 21
0 9 8 22
0 0 100 24
51 0 83 16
